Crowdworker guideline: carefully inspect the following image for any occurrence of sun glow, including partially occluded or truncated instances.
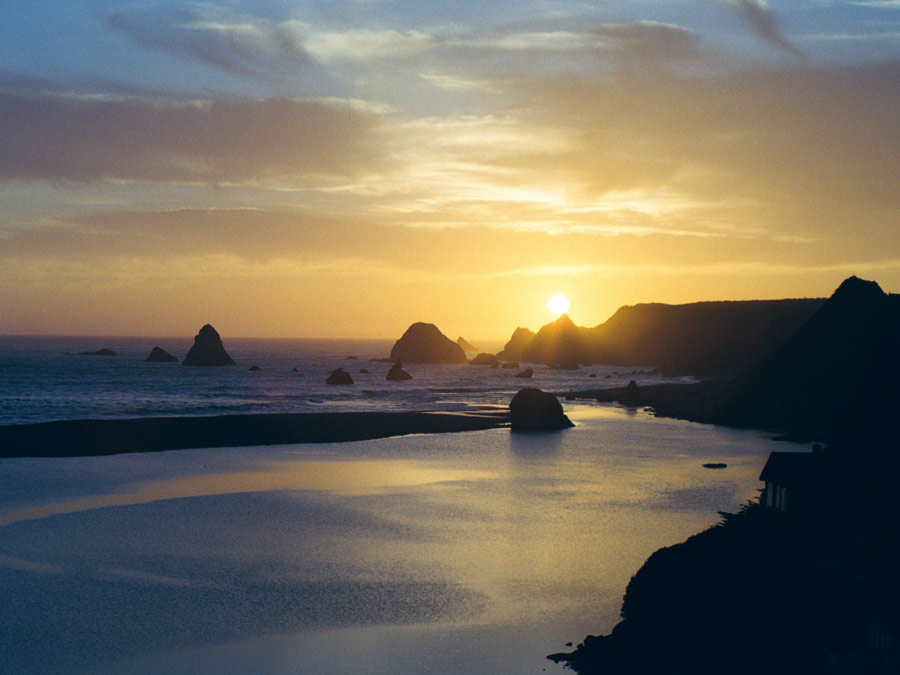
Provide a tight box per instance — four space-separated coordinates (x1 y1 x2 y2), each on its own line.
547 294 570 315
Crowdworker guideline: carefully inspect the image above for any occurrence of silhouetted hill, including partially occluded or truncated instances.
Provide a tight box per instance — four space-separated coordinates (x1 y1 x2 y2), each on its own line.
720 276 900 442
550 502 900 674
575 277 900 443
593 298 825 376
497 327 535 360
498 298 824 375
518 314 589 368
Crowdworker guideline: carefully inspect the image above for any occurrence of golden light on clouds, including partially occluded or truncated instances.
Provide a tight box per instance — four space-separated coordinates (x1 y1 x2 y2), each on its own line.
1 2 899 339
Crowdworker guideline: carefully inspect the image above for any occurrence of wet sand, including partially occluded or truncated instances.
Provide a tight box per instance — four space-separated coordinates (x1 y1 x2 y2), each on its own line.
0 410 509 458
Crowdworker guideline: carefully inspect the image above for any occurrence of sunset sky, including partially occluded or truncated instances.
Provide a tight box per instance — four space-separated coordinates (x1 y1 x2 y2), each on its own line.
1 1 899 340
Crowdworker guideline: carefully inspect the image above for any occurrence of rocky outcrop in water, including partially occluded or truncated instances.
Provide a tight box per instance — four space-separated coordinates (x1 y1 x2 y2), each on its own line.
326 367 354 385
469 353 500 367
514 367 533 379
389 323 467 363
386 361 412 381
78 348 116 356
144 347 178 363
182 324 236 367
509 388 573 431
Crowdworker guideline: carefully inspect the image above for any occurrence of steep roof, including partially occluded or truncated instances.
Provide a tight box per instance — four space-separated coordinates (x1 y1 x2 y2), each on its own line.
759 451 816 487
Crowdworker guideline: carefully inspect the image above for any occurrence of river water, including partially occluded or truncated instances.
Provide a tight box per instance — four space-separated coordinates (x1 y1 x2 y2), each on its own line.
0 400 809 674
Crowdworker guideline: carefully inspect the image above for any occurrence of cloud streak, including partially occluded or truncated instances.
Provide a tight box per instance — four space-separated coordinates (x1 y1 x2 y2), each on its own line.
107 5 313 78
731 0 804 57
0 90 388 184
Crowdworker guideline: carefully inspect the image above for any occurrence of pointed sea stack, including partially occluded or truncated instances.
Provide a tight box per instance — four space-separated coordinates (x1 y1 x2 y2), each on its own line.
509 388 574 431
182 324 236 367
389 323 467 363
144 347 178 363
457 336 478 353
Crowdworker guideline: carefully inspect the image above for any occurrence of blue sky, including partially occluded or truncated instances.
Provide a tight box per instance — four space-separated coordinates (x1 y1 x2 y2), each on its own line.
2 1 900 338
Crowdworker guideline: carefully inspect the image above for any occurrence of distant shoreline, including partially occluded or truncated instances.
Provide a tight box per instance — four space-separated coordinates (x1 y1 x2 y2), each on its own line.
0 410 510 458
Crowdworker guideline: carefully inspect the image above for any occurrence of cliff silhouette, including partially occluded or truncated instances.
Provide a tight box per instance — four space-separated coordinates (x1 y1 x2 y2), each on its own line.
551 276 900 673
721 276 900 442
572 276 900 444
498 298 823 376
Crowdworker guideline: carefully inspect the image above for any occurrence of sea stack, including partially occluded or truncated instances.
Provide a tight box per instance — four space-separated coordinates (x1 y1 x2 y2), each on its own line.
389 323 467 363
326 368 354 385
182 324 236 367
457 336 478 353
509 388 574 431
386 361 412 381
144 347 178 363
469 353 500 367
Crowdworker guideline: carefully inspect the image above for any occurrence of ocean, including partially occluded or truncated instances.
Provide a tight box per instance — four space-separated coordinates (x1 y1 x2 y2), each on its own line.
0 335 694 425
0 336 810 674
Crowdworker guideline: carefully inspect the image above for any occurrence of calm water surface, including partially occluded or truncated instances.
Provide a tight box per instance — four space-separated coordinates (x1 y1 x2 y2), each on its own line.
0 404 810 674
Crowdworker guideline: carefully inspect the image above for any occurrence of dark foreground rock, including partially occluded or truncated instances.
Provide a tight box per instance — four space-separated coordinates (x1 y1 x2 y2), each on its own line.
182 324 236 367
0 411 510 458
386 361 412 381
144 347 178 363
390 323 467 363
509 388 573 431
326 368 354 385
549 500 900 674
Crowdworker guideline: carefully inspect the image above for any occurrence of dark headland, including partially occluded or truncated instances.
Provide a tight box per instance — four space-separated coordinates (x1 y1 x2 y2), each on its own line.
548 276 900 673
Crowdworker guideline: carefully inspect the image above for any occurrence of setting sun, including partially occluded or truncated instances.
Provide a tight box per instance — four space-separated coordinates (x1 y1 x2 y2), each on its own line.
548 294 570 315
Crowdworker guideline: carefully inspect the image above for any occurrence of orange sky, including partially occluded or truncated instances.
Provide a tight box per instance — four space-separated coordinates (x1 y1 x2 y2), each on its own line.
1 2 899 340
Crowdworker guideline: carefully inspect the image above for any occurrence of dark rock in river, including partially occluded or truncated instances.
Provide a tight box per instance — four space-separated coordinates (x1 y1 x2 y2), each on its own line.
386 361 412 381
621 380 641 406
469 352 500 367
249 365 262 372
389 323 467 363
509 388 574 431
326 367 354 385
514 367 534 379
182 324 236 367
144 347 178 363
78 348 116 356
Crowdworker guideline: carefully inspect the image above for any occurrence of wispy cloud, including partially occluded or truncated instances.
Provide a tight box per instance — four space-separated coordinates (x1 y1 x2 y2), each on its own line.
107 5 312 77
0 90 389 184
728 0 804 57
